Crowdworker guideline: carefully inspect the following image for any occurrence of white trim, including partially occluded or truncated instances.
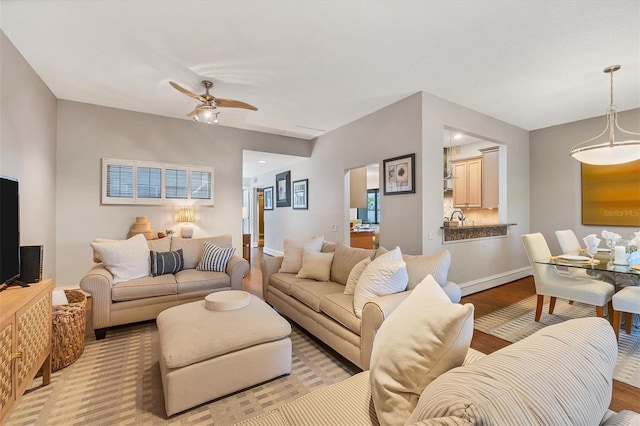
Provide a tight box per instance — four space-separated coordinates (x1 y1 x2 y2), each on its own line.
458 266 532 296
263 247 283 257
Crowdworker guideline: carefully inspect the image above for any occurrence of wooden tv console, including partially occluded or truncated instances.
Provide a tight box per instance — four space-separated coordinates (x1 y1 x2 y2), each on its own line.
0 279 54 422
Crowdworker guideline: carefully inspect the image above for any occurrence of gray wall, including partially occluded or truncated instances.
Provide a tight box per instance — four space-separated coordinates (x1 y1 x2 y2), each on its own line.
55 101 311 287
0 31 58 280
530 108 640 253
253 92 532 294
255 93 424 256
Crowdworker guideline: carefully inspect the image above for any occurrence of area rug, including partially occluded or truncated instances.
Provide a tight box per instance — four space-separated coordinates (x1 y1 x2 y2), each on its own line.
474 295 640 388
6 322 359 425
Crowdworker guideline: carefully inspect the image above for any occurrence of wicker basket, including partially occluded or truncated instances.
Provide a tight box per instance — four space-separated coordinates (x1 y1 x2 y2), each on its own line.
52 290 87 371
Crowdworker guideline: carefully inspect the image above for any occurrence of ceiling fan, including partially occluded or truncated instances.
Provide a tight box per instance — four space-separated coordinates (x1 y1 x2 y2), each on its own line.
169 80 258 124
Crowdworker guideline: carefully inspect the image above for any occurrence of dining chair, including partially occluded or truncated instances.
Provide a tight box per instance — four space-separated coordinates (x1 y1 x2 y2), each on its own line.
611 286 640 340
555 229 591 279
521 233 614 322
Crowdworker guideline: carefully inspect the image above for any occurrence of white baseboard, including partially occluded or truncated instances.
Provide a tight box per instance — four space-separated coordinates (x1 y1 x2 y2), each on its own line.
263 247 283 257
459 266 532 296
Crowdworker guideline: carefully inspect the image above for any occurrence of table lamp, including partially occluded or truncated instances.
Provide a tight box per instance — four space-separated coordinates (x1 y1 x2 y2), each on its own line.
177 207 195 238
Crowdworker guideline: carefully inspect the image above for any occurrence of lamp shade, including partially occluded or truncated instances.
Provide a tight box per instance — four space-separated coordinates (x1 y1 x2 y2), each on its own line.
177 207 195 223
570 140 640 165
242 207 249 219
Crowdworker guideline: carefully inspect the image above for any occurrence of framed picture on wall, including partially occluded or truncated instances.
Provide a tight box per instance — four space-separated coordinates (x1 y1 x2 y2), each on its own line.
383 153 416 195
292 179 308 210
276 171 291 207
264 186 274 210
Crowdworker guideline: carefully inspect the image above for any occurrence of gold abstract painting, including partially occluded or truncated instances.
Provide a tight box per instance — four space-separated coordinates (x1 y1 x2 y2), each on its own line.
581 159 640 226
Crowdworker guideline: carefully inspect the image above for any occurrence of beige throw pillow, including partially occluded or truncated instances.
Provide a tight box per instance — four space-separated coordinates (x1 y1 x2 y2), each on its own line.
90 234 151 283
329 242 376 285
403 250 451 288
279 236 324 273
370 275 474 426
296 248 334 281
353 247 408 318
344 257 371 295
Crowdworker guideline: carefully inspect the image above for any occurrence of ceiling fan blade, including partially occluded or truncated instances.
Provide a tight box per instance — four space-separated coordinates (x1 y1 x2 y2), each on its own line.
170 81 206 102
215 98 258 111
186 107 199 117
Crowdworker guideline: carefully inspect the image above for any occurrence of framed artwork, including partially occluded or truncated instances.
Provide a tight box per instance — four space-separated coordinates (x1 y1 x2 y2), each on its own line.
263 186 274 210
383 153 416 195
292 179 308 210
276 171 291 207
581 160 640 226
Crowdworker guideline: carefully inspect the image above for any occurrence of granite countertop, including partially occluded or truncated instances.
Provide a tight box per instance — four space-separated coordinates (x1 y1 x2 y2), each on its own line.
441 223 517 229
441 223 518 242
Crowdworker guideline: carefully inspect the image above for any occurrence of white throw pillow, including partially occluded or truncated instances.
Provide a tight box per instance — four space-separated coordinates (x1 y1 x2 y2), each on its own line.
91 234 151 283
296 248 334 281
279 236 324 273
344 257 371 295
370 275 474 426
353 247 408 318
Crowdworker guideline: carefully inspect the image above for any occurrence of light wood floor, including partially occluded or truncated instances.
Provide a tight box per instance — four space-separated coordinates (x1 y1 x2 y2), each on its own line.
244 247 639 413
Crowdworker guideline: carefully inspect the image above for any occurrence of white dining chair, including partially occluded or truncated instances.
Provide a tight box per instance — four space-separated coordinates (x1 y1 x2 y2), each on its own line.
521 233 614 321
612 286 640 340
555 229 591 279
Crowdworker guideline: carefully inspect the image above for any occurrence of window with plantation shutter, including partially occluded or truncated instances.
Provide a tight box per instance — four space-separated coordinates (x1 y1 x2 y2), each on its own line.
102 158 214 206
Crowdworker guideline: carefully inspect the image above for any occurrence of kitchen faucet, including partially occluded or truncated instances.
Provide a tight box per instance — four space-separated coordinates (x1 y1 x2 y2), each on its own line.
450 210 466 226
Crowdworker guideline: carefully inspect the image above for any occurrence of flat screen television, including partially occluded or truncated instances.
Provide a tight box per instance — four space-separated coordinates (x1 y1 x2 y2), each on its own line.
0 175 20 285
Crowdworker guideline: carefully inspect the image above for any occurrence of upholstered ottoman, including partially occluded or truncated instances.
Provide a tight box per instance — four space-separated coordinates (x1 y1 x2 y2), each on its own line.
157 293 292 416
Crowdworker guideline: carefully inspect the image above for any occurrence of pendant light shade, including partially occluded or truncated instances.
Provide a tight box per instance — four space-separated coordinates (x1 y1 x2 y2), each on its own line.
569 65 640 165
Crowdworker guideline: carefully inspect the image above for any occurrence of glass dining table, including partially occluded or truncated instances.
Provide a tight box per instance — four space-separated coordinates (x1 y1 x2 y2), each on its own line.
537 251 640 328
537 251 640 286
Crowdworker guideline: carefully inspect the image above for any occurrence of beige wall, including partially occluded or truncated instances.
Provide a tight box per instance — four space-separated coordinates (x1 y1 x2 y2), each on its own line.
0 31 58 280
55 101 311 287
530 108 640 254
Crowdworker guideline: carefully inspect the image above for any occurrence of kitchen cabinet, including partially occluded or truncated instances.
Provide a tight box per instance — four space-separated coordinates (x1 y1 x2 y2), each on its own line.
452 157 482 208
480 146 499 208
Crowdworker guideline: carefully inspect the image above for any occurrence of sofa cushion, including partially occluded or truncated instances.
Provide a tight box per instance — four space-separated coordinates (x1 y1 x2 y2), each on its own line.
329 242 376 285
288 280 346 312
403 250 451 288
407 317 617 426
174 269 231 293
296 248 334 281
370 275 474 426
150 249 184 277
170 235 232 269
91 234 151 284
197 242 236 272
320 293 361 335
353 247 408 318
279 236 324 273
344 257 371 295
111 273 177 301
269 272 297 296
148 237 171 253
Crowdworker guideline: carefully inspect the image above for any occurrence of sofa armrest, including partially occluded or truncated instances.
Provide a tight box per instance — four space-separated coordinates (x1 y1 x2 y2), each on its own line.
260 256 284 300
360 290 412 370
442 281 461 303
79 264 114 330
226 256 250 291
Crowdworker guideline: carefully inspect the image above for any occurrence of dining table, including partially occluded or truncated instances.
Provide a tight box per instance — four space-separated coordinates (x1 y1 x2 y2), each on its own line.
536 251 640 327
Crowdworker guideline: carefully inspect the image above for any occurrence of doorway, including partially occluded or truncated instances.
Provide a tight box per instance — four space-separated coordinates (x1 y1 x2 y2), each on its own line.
256 189 265 247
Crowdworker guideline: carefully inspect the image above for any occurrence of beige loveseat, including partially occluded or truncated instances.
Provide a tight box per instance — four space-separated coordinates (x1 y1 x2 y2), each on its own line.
260 240 460 370
80 234 249 339
240 316 640 426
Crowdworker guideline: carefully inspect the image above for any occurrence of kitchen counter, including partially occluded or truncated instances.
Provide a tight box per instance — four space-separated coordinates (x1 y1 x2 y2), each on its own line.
441 223 517 242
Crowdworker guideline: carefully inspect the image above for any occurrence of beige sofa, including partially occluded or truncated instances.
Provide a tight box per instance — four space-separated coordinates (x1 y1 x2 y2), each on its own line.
260 241 460 370
239 317 640 426
80 235 249 339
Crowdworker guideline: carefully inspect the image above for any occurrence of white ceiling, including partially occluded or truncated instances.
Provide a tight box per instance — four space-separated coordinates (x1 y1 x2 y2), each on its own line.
1 1 639 145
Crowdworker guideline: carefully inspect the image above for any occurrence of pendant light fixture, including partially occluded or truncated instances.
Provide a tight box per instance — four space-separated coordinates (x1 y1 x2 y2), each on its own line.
444 130 457 180
569 65 640 165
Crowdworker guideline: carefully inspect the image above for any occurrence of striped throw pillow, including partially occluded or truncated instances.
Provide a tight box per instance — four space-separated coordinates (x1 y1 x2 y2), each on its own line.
150 249 184 277
197 242 236 272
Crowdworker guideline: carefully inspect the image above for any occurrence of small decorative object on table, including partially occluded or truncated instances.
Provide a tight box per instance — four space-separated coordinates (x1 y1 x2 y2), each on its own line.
601 230 621 261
